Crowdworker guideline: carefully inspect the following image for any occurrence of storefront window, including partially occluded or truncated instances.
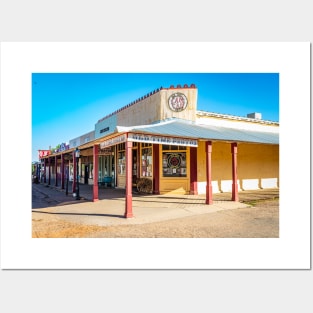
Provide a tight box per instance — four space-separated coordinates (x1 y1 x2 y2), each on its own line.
117 143 126 175
141 144 152 177
162 147 187 177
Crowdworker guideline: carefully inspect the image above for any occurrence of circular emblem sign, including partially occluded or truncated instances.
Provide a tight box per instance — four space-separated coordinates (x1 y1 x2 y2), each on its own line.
168 93 188 112
167 153 181 169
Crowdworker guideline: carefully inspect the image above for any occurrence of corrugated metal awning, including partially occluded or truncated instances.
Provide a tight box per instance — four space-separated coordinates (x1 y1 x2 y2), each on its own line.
116 119 279 144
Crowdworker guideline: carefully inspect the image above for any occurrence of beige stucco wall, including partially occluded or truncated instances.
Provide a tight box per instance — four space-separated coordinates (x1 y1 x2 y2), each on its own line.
197 141 279 194
117 92 162 126
159 88 197 122
117 87 198 126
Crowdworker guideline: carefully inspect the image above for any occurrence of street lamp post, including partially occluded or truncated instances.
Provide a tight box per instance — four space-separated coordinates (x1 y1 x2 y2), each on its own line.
75 148 80 200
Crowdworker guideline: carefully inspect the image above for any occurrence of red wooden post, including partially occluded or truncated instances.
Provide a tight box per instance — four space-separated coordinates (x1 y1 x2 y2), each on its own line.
124 140 133 218
72 151 76 193
205 141 213 204
190 146 198 195
231 142 239 201
93 144 99 202
48 157 51 185
55 155 58 187
61 154 65 189
153 144 160 194
44 158 47 183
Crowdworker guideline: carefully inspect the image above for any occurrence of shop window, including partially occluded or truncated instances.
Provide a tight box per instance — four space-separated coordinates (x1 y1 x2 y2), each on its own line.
118 151 126 175
117 143 126 175
162 151 187 177
141 144 152 177
162 145 187 151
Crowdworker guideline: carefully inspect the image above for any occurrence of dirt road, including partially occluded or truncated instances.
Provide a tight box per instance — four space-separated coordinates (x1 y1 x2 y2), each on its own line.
32 198 279 238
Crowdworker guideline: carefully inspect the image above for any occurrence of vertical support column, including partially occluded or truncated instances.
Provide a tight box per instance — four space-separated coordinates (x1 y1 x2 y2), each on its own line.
190 146 198 195
205 141 213 204
231 142 239 202
152 144 160 194
61 154 65 189
72 151 76 193
55 155 58 187
44 158 47 183
48 157 51 185
93 144 99 202
124 140 133 218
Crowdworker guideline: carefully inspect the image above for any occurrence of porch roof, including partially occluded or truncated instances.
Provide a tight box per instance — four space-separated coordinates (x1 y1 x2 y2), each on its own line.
116 119 279 145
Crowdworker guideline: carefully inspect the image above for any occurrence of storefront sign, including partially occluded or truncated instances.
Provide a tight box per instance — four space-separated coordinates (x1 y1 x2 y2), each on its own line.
128 133 198 147
100 134 126 148
168 93 188 112
98 147 114 155
38 150 51 159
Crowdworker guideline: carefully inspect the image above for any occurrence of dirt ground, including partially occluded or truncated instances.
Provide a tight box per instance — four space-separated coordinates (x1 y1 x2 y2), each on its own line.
32 198 279 238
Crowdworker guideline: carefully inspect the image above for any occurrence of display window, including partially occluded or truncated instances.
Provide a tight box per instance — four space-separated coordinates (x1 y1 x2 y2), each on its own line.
162 145 187 177
117 143 126 175
141 143 152 177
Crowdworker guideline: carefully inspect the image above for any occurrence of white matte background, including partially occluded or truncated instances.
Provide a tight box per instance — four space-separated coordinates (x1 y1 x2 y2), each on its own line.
0 1 312 313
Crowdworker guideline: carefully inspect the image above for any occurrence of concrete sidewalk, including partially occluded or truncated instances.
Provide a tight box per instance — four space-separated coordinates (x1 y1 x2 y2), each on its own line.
32 182 279 226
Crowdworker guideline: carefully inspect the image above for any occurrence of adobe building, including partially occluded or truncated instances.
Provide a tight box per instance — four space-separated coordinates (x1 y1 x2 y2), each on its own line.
39 84 279 218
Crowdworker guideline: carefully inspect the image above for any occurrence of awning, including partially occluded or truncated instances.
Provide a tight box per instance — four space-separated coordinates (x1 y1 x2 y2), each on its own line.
116 119 279 145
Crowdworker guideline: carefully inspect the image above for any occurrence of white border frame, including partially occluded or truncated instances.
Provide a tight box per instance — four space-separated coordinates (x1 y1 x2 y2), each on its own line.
0 42 310 269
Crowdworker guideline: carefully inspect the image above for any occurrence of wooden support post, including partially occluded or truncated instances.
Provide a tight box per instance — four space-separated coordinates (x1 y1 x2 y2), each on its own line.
231 142 239 201
93 144 99 202
72 151 76 193
205 141 213 204
124 140 133 218
153 144 160 194
61 154 65 189
190 147 198 195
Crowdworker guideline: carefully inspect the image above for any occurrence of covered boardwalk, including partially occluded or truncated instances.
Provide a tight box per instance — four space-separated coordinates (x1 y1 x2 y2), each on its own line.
40 118 279 218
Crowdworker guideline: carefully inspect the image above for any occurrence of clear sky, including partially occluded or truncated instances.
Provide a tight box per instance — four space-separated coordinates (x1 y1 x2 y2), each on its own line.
32 73 279 162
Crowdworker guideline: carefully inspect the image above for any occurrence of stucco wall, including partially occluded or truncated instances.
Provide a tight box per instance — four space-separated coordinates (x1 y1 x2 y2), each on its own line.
117 92 162 126
160 88 197 122
197 141 279 194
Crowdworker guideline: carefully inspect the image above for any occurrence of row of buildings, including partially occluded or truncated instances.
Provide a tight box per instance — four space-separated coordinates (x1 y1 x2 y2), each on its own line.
37 84 279 217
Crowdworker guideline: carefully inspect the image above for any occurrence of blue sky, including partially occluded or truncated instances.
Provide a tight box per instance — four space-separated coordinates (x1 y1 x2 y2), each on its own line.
32 73 279 161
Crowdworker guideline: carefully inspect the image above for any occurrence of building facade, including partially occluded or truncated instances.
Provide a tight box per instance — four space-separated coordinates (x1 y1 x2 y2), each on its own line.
38 84 279 217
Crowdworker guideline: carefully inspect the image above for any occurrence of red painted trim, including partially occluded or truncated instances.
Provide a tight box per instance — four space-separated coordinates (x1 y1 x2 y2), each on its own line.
55 156 58 187
205 141 213 204
48 157 51 185
190 147 198 195
231 142 239 201
153 144 160 194
44 158 47 183
124 140 133 218
93 145 99 202
61 154 65 189
72 151 76 193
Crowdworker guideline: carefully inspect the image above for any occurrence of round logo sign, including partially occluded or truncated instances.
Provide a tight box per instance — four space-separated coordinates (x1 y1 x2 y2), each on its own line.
168 93 188 112
167 154 181 169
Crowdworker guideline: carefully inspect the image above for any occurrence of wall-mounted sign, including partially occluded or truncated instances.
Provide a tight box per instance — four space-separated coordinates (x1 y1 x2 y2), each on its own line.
128 133 197 147
38 150 51 159
100 134 126 148
98 147 114 155
168 92 188 112
100 127 110 134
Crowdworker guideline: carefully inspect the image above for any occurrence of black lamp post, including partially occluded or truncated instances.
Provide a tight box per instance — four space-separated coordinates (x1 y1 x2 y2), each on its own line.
75 148 80 200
